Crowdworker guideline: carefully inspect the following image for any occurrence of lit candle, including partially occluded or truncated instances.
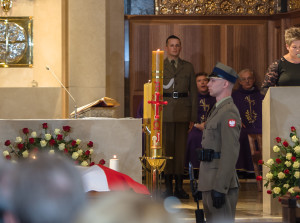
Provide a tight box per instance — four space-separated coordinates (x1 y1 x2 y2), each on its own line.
109 155 119 172
152 49 164 72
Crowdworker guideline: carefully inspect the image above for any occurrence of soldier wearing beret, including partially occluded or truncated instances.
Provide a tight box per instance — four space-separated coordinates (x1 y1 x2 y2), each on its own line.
197 62 241 223
162 35 198 199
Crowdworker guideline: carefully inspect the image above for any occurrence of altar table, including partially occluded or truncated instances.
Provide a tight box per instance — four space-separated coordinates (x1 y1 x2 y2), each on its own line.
0 118 142 183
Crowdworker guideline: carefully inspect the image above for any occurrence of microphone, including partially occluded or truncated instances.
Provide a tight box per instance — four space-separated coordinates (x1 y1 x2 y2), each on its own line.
45 65 77 119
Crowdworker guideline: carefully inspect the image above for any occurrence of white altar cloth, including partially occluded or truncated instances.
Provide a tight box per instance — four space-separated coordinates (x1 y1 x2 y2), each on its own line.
0 118 142 183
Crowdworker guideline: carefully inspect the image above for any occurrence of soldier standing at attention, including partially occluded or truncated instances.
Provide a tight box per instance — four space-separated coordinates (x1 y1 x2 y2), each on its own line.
197 62 241 223
162 35 198 199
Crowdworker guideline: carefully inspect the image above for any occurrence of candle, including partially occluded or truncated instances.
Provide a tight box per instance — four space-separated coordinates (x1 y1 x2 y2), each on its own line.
143 81 152 119
152 49 164 72
109 155 119 172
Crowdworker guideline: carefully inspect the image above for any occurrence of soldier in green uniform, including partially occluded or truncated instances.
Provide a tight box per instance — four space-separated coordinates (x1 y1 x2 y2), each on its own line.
162 35 198 199
197 62 241 223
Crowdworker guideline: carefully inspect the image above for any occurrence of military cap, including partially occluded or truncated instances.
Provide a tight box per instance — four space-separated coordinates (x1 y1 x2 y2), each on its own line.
209 62 238 84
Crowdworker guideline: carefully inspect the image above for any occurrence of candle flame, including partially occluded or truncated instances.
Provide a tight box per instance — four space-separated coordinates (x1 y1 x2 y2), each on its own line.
113 155 117 159
157 49 160 51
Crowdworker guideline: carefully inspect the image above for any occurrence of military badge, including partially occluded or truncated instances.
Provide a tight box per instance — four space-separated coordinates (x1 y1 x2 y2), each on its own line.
228 119 236 127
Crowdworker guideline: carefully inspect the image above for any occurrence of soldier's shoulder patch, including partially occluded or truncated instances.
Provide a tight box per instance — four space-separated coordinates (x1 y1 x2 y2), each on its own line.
228 119 236 128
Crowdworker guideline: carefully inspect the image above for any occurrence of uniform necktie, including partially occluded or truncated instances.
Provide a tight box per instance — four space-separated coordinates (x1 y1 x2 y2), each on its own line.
171 60 176 72
207 104 216 118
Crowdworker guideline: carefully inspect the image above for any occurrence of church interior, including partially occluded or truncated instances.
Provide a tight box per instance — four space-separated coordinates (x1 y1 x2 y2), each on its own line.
1 0 300 222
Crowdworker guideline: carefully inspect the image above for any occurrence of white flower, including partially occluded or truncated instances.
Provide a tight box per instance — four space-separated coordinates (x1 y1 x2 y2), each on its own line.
266 159 274 166
22 150 29 158
285 161 292 167
31 131 37 138
45 134 51 141
284 184 290 189
15 136 22 143
72 152 79 160
288 187 295 194
278 172 285 179
294 146 300 154
58 143 65 150
266 172 273 180
77 149 83 155
76 139 81 145
295 171 300 179
81 161 88 166
54 129 61 135
286 153 293 160
273 187 281 194
292 135 299 143
3 150 9 157
293 161 300 169
273 145 280 153
49 150 55 155
40 140 47 147
89 149 94 154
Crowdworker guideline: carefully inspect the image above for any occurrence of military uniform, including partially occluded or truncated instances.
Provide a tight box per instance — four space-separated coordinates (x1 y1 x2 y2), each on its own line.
197 63 241 223
163 58 197 174
162 57 197 198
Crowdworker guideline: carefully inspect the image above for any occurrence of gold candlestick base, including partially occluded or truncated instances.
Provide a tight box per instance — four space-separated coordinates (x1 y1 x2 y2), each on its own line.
140 156 172 200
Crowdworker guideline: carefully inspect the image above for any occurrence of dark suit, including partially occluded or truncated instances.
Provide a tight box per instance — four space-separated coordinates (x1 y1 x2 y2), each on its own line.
198 97 241 223
162 58 197 174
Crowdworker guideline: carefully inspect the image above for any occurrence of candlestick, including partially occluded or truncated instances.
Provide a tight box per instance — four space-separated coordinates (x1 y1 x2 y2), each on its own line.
109 155 119 172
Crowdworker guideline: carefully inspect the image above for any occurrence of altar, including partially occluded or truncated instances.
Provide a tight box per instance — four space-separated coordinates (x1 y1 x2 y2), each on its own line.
0 118 142 183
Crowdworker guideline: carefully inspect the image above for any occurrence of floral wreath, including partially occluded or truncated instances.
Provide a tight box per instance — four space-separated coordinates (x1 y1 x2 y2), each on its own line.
257 126 300 201
2 123 105 166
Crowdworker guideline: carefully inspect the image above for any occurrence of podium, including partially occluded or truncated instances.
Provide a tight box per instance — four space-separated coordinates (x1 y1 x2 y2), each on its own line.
263 87 300 215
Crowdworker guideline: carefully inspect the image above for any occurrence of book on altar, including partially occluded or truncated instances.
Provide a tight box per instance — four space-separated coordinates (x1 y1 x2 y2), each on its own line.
70 97 120 118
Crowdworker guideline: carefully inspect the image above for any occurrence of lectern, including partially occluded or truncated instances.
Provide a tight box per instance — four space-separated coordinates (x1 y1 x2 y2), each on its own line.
262 87 300 215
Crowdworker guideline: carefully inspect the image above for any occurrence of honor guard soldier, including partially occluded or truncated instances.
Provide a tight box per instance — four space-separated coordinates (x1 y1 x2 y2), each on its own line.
162 35 198 199
197 62 241 223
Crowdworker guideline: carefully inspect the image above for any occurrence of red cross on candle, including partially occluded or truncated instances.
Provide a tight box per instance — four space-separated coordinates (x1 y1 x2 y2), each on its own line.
148 92 168 119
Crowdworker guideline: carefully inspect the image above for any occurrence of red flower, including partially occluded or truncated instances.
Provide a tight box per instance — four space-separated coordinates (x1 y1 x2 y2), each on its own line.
283 141 289 147
278 197 282 202
5 155 11 160
17 143 24 150
99 159 106 165
256 176 263 181
267 190 272 194
49 139 56 146
4 140 11 146
276 137 281 143
291 126 296 132
23 128 29 134
292 156 297 162
42 123 48 129
57 134 63 141
284 169 290 174
87 141 93 147
64 148 68 154
85 150 90 156
71 140 77 147
296 195 300 200
29 138 35 144
258 160 264 165
63 126 71 132
90 162 95 166
276 158 281 164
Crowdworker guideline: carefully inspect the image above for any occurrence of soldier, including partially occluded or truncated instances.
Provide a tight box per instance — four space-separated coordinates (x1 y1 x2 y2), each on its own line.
197 62 241 223
162 35 198 199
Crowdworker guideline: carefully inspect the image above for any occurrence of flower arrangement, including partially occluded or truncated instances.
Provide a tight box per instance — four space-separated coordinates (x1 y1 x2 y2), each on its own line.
257 126 300 200
2 123 106 167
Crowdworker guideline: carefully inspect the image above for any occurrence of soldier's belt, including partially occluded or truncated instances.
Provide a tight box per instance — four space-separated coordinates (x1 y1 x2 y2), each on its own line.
197 149 221 162
163 92 188 99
